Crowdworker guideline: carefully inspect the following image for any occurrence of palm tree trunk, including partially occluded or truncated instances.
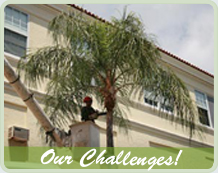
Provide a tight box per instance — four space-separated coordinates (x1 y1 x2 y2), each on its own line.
106 108 114 155
4 58 63 147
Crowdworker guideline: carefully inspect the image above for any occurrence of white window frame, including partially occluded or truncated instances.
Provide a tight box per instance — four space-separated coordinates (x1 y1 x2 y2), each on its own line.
4 6 29 59
194 90 213 129
143 90 174 115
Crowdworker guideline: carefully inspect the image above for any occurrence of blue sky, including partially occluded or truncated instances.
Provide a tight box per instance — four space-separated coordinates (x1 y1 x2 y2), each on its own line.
77 4 214 74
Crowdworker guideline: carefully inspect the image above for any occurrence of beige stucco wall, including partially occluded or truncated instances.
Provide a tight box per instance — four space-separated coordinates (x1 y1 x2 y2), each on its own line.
4 4 214 147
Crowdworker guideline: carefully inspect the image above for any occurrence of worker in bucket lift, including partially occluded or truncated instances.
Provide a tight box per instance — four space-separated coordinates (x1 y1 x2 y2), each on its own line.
81 96 99 123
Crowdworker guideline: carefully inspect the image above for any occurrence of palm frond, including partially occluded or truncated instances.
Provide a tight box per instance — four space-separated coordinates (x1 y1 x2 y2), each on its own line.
17 7 201 145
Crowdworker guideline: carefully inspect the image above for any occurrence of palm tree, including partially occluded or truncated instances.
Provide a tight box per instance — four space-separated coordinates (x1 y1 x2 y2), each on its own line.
18 8 197 153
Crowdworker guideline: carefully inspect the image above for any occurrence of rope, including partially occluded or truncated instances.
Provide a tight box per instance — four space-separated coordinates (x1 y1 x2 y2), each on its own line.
9 75 20 84
23 93 34 102
45 128 56 143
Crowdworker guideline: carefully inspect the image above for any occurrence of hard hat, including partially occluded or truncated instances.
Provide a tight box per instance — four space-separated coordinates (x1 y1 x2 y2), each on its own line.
83 96 92 103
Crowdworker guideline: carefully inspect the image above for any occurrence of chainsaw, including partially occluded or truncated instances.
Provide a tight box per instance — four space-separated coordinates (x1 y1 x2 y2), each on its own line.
89 112 107 119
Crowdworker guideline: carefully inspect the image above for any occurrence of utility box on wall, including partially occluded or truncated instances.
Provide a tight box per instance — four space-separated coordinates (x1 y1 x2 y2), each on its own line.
8 126 29 162
8 126 29 142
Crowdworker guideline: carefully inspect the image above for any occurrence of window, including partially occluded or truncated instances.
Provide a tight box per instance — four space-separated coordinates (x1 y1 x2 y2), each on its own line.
195 90 214 128
207 96 214 128
144 90 158 107
4 6 28 57
144 90 173 113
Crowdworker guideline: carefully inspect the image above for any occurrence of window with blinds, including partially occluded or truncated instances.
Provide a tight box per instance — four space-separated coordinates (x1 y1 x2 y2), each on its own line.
207 96 214 128
4 6 28 57
195 90 214 128
144 90 173 113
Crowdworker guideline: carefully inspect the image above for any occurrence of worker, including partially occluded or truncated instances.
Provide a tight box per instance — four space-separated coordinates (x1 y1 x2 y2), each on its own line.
81 96 98 123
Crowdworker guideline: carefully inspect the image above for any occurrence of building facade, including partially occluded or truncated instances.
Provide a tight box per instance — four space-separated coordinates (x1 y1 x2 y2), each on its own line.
4 4 214 147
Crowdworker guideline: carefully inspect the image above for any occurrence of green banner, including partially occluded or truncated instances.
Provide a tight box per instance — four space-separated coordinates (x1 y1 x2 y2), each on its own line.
4 147 214 170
